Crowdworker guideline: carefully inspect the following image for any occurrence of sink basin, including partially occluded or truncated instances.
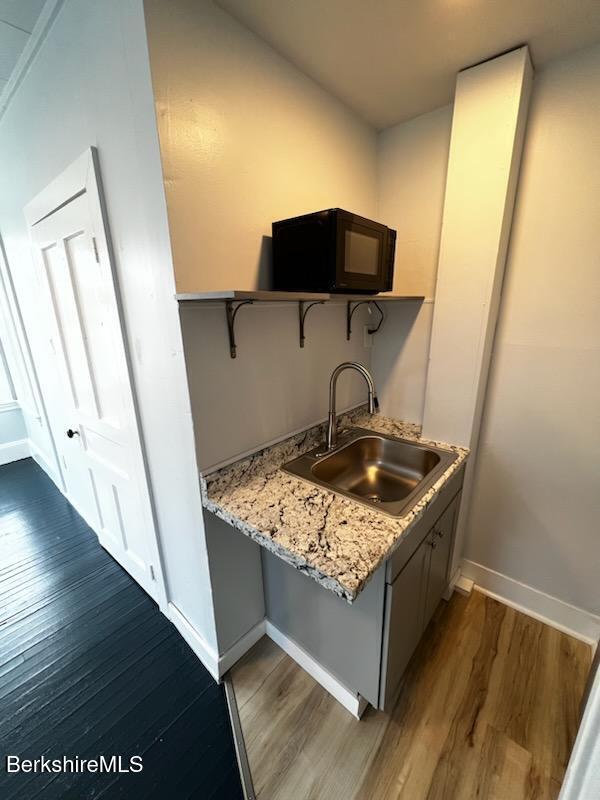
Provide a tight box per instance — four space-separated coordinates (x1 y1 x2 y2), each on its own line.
312 436 441 502
283 428 457 517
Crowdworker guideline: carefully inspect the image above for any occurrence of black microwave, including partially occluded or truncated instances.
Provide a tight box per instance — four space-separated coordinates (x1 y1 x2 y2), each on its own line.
272 208 396 294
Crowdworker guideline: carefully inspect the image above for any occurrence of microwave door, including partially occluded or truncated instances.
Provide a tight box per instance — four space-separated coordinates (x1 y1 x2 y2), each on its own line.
336 218 384 291
344 228 380 276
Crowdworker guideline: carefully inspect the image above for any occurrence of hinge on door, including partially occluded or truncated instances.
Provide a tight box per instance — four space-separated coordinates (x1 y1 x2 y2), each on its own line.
92 237 100 263
150 564 156 581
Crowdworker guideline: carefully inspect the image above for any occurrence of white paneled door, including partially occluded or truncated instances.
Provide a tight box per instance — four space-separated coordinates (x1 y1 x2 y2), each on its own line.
25 149 166 608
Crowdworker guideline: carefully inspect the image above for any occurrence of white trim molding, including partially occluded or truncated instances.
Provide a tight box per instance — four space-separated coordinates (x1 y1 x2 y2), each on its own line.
265 620 367 719
462 559 600 646
218 620 266 677
455 574 474 596
0 0 66 120
168 602 220 682
0 438 29 466
167 609 265 682
166 608 367 718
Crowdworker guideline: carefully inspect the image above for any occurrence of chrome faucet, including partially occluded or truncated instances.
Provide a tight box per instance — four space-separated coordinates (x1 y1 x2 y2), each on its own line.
326 362 379 451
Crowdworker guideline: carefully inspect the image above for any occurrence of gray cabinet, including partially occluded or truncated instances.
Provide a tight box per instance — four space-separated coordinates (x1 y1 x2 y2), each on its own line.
251 463 465 716
379 535 429 709
423 495 459 627
262 550 386 708
379 490 461 710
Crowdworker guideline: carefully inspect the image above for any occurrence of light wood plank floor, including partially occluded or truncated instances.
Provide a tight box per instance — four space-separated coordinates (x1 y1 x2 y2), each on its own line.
231 590 591 800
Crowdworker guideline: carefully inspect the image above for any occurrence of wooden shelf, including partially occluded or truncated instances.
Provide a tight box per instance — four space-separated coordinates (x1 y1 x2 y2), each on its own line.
175 290 428 358
176 290 425 303
335 293 426 302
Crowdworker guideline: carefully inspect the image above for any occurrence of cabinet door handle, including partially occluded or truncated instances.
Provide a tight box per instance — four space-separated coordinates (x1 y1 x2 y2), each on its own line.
429 537 437 549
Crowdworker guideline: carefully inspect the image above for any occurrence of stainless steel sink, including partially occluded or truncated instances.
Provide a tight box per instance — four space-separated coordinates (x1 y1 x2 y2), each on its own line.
283 428 457 517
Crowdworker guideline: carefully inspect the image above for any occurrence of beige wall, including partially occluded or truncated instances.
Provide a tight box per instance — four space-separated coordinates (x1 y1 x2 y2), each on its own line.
464 44 600 616
377 104 452 297
144 0 377 293
143 0 454 439
143 0 381 469
371 105 452 423
182 300 373 470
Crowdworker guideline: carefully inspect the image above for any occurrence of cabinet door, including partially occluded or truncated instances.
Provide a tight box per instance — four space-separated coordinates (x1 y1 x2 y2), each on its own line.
380 540 429 709
423 494 459 627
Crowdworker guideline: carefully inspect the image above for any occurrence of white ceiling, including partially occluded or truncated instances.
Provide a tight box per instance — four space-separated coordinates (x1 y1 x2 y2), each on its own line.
217 0 600 129
0 0 47 94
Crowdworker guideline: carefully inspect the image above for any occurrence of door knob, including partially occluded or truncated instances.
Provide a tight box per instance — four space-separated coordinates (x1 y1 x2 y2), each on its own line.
66 428 80 438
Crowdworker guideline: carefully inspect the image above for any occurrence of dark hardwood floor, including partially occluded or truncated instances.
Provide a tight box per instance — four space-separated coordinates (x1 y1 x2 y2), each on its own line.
0 458 243 800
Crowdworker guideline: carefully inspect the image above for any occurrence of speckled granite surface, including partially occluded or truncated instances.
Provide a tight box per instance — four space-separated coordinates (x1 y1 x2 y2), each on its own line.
200 408 469 602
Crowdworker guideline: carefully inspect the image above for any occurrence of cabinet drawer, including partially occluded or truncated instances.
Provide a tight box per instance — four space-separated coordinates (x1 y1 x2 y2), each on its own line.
386 464 465 584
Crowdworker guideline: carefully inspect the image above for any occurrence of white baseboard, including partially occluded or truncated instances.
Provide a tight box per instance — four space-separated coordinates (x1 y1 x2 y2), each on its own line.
28 440 63 489
168 602 220 682
462 559 600 646
168 605 268 683
218 619 266 676
166 607 367 718
455 574 474 596
0 438 29 466
265 620 366 719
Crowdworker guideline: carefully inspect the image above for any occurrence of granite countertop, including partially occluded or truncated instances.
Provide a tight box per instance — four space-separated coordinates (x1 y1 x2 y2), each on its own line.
200 408 469 603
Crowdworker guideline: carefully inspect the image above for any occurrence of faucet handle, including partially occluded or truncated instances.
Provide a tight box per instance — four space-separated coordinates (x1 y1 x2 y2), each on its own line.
373 394 380 412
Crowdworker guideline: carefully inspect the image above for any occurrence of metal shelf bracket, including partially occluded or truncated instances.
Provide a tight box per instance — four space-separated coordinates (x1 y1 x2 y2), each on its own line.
225 299 253 358
346 300 384 341
298 300 325 348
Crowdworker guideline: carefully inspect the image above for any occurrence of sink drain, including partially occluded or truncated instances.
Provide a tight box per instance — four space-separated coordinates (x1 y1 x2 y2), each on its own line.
365 494 382 503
